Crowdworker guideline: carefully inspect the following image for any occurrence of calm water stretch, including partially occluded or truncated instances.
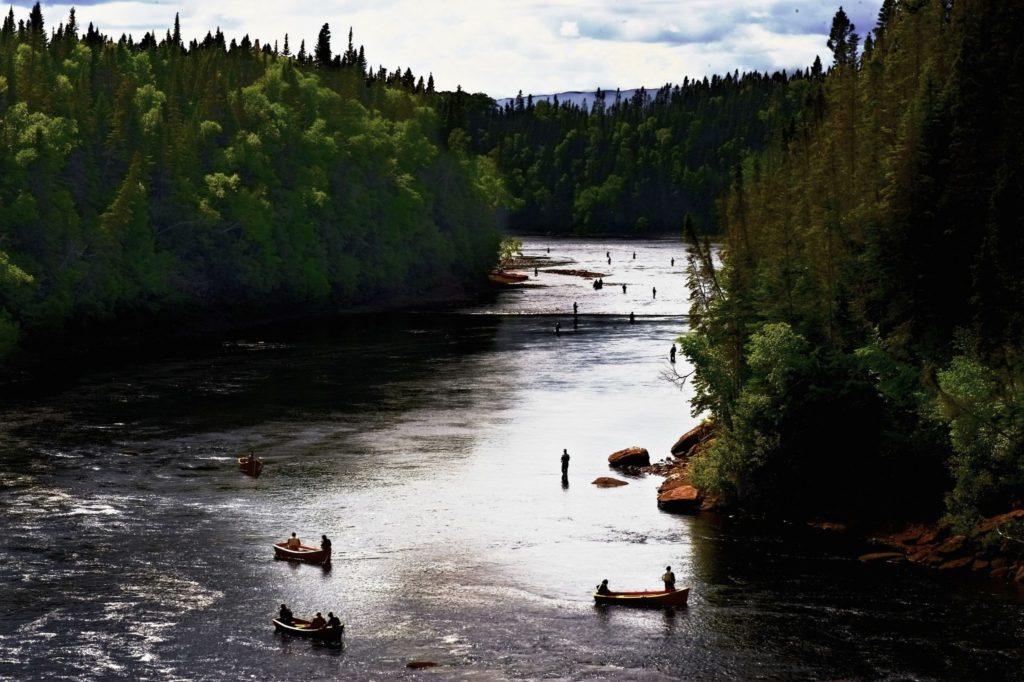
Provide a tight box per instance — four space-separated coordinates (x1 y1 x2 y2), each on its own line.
0 238 1021 681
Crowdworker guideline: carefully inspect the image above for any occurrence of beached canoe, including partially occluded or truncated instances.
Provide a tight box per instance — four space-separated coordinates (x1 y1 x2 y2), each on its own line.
272 617 343 643
488 270 529 284
593 587 690 607
273 542 331 564
238 456 263 478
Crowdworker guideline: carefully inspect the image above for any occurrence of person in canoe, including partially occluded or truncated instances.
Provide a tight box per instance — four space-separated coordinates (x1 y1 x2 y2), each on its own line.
561 449 570 474
278 604 294 625
286 532 301 549
661 566 676 591
327 612 342 629
596 579 611 595
321 534 332 553
310 612 327 629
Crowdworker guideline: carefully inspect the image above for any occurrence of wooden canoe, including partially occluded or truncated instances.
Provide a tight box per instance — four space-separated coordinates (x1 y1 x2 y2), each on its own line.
238 457 263 478
593 587 690 607
273 542 331 565
488 270 529 284
272 617 343 643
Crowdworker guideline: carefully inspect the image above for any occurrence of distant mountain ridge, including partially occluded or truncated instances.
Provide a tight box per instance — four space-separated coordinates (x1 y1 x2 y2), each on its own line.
494 88 648 110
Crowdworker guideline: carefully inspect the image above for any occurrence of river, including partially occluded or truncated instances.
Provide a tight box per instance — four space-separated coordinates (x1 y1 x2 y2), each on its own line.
0 237 1020 681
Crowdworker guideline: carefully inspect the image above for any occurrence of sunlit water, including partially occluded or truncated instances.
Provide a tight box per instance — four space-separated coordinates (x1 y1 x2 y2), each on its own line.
0 238 1020 681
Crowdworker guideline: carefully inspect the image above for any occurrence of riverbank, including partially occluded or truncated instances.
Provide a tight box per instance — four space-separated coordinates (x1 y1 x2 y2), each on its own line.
645 421 1024 590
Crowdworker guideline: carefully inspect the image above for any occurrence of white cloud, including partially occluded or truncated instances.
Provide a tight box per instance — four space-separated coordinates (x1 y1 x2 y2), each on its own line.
30 1 883 98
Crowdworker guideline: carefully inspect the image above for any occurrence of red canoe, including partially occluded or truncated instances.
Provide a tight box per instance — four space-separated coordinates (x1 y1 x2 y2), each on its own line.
273 542 331 564
593 587 690 607
272 617 343 643
238 456 263 478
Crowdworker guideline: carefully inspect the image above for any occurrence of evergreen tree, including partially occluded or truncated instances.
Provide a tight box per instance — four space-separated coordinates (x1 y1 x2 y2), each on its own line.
314 23 331 68
827 7 859 66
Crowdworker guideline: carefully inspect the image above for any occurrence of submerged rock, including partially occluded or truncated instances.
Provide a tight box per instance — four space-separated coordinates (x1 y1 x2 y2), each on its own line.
939 557 973 571
407 661 437 669
858 552 906 563
592 477 628 487
608 447 650 468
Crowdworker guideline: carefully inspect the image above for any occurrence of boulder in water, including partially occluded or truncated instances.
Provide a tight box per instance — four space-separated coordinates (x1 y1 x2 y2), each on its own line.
608 447 650 468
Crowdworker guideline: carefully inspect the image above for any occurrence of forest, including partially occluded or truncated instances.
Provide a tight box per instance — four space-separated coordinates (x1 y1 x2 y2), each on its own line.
681 0 1024 533
0 5 502 363
466 68 812 235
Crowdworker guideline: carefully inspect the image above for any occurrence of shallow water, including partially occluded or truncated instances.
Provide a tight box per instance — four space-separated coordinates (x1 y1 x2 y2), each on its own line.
0 238 1020 681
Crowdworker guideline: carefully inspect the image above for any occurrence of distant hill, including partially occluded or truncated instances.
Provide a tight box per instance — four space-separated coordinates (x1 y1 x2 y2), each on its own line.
494 88 648 110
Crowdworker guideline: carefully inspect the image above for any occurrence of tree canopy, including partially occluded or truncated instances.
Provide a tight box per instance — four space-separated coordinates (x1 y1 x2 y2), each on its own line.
0 4 503 362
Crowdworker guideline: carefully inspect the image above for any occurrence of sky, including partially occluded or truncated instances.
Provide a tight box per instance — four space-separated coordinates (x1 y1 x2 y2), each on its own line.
22 1 883 98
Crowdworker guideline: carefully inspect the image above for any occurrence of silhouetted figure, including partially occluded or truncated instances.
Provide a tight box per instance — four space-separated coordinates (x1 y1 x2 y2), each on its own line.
633 251 636 259
607 256 611 265
662 566 676 591
596 579 611 595
606 251 610 258
561 448 570 474
547 247 550 253
671 257 675 267
310 612 327 629
652 287 657 299
327 612 341 629
670 344 677 363
555 322 561 335
535 267 539 277
278 604 294 625
321 534 332 552
629 312 635 323
622 283 627 294
573 302 578 317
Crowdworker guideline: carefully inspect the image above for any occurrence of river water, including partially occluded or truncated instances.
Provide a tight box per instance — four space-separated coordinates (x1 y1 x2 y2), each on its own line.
0 238 1020 681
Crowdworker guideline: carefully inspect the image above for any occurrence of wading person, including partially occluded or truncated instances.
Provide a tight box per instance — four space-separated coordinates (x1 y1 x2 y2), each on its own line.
670 344 676 363
561 448 570 474
661 566 676 591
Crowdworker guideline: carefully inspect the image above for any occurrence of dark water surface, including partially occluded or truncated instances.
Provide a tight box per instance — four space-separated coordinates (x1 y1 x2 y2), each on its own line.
0 238 1021 681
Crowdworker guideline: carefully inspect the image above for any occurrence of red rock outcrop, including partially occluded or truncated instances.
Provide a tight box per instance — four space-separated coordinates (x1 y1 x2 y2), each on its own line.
608 447 650 468
657 485 701 513
670 421 714 456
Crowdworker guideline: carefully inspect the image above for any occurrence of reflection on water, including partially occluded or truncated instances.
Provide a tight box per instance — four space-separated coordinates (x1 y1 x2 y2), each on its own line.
0 237 1021 681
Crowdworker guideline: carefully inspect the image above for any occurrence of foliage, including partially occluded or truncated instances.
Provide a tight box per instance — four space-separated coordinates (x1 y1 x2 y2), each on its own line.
683 1 1023 524
467 73 804 235
0 4 501 362
497 238 522 268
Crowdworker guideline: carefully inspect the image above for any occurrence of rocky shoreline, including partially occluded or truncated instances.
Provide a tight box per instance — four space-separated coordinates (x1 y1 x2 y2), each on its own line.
604 420 1024 589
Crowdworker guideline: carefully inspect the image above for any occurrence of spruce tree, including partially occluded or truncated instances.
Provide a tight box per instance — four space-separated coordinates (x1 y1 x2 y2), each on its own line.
827 7 859 66
314 23 331 68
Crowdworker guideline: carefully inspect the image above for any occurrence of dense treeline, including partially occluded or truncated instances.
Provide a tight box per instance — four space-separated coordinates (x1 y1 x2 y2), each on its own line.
0 5 502 362
465 69 815 235
683 1 1024 531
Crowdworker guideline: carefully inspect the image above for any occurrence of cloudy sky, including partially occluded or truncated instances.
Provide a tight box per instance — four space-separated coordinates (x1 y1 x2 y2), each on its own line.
22 1 882 98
